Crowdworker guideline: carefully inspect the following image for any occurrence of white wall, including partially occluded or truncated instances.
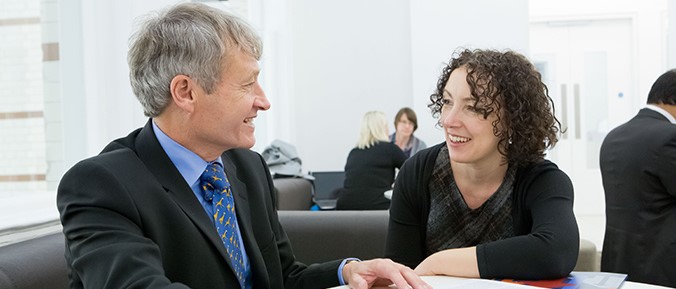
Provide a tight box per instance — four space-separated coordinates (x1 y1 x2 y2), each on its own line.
58 0 530 172
409 0 529 149
281 0 413 171
60 1 174 170
669 0 676 68
58 0 530 173
276 0 529 172
55 0 673 174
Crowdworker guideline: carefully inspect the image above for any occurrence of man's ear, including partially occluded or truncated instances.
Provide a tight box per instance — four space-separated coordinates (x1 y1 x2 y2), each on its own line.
170 75 196 113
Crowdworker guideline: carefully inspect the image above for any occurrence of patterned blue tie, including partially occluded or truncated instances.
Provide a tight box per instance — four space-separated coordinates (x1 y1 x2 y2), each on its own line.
200 163 250 288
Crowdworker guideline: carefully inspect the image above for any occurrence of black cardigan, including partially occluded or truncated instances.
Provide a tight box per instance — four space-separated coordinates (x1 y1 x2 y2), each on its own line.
385 143 579 279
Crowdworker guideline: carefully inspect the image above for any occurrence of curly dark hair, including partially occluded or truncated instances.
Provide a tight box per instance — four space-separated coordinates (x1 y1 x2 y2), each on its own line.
428 48 561 166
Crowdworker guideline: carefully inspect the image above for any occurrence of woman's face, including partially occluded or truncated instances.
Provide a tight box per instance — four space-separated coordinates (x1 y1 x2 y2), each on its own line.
395 114 415 138
440 66 503 166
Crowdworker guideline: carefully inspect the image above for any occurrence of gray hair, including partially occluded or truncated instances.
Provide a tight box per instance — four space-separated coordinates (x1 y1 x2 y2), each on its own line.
357 111 390 149
128 3 262 117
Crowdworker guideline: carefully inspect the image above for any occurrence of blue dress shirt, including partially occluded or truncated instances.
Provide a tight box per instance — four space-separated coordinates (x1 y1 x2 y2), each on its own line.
152 120 354 287
152 121 251 288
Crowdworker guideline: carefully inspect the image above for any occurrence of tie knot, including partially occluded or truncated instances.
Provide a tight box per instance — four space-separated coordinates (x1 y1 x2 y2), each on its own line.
200 162 230 201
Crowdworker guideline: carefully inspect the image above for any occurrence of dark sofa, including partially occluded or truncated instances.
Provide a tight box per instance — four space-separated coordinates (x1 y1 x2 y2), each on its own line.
0 232 69 289
278 210 389 264
0 210 599 289
0 210 385 289
0 179 599 288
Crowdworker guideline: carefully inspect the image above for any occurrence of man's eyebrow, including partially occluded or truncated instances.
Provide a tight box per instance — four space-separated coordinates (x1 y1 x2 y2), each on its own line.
242 70 259 83
249 67 260 76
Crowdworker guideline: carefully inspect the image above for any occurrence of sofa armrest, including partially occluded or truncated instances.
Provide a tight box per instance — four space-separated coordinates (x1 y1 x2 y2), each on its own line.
574 239 599 272
273 178 314 210
277 210 389 264
0 232 68 289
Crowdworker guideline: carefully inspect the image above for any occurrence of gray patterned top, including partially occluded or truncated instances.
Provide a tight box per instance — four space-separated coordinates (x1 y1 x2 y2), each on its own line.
426 145 516 255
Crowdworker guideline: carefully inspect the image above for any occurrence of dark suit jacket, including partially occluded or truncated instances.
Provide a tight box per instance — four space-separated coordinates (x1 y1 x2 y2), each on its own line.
57 120 341 289
599 108 676 287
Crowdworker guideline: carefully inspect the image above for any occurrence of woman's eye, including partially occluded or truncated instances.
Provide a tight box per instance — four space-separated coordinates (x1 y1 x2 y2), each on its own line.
467 106 484 114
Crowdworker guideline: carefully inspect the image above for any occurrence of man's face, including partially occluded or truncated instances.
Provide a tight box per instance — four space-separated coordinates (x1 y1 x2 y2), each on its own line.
192 49 271 154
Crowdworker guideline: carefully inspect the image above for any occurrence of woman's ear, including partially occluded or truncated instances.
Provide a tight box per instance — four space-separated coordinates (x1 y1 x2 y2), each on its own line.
170 75 196 113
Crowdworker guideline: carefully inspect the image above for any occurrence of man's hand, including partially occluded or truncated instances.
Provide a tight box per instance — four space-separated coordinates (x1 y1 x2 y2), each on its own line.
342 258 432 289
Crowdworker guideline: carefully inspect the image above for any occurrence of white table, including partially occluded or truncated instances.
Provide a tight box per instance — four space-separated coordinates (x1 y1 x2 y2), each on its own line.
624 281 675 289
327 275 674 289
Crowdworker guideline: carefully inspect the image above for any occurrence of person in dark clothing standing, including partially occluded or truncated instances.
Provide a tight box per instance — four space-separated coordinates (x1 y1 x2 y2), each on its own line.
600 69 676 288
386 49 579 280
336 111 407 210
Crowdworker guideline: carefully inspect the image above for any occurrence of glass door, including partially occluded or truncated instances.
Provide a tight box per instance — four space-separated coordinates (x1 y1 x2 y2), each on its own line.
530 18 635 245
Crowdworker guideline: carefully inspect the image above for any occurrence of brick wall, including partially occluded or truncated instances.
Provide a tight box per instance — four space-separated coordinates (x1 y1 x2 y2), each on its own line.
41 0 62 190
0 0 48 193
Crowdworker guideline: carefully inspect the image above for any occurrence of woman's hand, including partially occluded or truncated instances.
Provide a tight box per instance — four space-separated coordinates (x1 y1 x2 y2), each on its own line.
413 255 439 276
413 247 480 278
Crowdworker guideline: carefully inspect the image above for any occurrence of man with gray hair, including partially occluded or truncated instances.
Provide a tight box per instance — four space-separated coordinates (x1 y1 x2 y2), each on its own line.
57 3 430 289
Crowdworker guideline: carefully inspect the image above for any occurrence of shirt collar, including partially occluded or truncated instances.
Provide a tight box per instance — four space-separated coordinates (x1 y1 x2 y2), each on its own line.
645 104 676 124
152 120 223 187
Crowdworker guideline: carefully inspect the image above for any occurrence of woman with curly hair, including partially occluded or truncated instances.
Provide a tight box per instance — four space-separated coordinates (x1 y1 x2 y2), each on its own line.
385 49 579 280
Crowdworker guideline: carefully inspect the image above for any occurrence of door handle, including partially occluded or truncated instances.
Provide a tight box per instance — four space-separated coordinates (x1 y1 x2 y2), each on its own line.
574 83 581 140
561 84 568 139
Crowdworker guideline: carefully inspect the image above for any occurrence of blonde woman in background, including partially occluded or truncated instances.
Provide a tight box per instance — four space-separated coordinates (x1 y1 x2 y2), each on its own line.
391 107 427 158
335 111 407 210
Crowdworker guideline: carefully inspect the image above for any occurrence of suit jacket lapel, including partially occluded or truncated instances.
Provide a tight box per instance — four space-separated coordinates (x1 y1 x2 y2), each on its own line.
222 153 270 289
134 120 235 270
